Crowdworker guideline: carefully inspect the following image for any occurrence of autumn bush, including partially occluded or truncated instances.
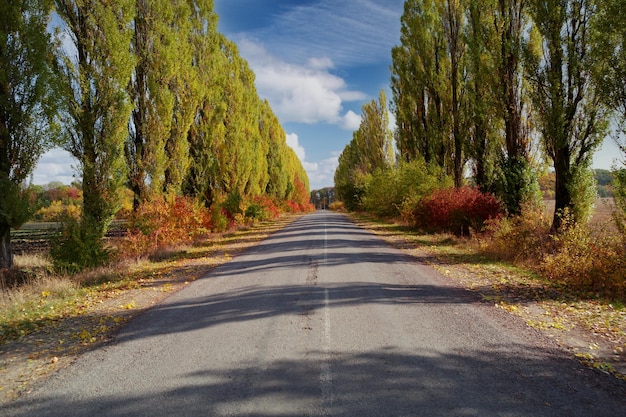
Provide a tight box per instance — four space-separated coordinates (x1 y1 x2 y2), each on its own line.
483 202 551 262
539 213 626 299
244 196 280 222
408 186 504 236
34 200 81 222
485 206 626 300
120 196 211 258
329 201 345 211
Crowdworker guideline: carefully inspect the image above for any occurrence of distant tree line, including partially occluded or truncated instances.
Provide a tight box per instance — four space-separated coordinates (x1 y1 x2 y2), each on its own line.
0 0 309 269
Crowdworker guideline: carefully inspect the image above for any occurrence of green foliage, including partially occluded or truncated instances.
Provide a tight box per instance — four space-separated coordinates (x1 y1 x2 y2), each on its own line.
50 216 110 273
364 159 451 218
244 203 264 221
567 164 598 225
494 155 542 215
612 168 626 235
56 0 136 240
0 180 35 230
0 0 61 267
222 190 243 218
334 90 394 211
391 0 450 168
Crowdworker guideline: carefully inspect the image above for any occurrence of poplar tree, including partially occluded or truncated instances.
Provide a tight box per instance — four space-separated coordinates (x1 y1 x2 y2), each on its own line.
440 0 467 188
493 0 539 215
592 0 626 231
334 91 394 210
55 0 135 240
525 0 607 229
391 0 449 168
127 0 177 208
0 0 60 268
464 0 499 191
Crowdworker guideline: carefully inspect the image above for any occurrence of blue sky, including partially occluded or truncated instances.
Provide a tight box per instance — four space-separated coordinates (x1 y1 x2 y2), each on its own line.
33 0 622 190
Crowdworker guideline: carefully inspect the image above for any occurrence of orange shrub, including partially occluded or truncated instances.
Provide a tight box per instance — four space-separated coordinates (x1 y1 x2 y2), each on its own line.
119 196 211 258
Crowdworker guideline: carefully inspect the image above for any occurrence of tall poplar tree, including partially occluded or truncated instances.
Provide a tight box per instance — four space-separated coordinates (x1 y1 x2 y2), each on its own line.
464 0 499 191
494 0 539 215
440 0 467 188
525 0 607 229
0 0 60 268
127 0 177 208
592 0 626 231
334 91 394 210
391 0 449 168
55 0 135 240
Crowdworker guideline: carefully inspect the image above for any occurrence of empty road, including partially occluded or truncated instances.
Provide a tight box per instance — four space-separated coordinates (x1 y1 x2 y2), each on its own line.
5 211 626 416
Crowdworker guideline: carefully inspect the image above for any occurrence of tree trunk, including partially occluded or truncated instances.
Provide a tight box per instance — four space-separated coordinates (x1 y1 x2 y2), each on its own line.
552 149 573 231
0 222 13 269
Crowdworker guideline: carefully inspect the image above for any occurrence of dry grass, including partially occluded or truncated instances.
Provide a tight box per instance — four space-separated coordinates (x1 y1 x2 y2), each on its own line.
544 198 617 230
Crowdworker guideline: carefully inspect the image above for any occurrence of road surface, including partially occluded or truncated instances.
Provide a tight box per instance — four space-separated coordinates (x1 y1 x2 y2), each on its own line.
5 212 625 416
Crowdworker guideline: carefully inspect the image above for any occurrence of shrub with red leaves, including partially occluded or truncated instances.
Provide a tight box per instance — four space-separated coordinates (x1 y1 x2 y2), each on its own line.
412 187 504 236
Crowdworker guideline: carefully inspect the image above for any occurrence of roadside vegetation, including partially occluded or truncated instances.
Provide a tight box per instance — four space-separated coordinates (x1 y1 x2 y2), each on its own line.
329 0 626 378
0 214 299 402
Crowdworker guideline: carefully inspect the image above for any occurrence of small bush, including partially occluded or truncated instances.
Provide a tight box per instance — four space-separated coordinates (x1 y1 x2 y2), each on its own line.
540 216 626 299
365 160 452 218
33 200 81 222
329 201 345 211
410 187 504 236
120 196 211 258
50 216 110 273
245 203 264 221
483 202 551 262
222 191 243 219
244 196 281 222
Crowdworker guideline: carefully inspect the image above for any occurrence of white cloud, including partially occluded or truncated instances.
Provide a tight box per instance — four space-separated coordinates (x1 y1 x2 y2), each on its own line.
305 154 340 190
32 148 76 185
237 37 366 126
307 57 334 70
286 132 306 161
284 130 338 189
341 110 362 131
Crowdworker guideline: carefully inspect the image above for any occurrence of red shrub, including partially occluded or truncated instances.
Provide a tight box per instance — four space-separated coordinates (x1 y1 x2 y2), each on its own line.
413 187 504 236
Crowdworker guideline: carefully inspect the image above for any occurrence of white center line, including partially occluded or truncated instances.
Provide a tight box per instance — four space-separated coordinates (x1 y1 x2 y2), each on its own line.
321 288 333 412
320 218 333 413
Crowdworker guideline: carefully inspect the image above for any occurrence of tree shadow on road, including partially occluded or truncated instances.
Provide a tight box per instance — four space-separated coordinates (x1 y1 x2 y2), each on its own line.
5 345 625 417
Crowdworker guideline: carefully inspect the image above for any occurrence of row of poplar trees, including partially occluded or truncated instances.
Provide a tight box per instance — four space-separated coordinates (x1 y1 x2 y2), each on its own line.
389 0 626 230
0 0 309 268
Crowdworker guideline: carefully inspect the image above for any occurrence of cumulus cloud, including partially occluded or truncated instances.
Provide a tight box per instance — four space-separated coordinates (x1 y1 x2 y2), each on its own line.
305 154 340 190
284 131 339 189
237 37 366 126
341 110 362 131
32 148 76 185
286 132 306 161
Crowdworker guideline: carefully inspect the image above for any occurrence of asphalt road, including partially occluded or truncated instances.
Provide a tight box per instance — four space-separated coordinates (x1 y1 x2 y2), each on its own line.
5 211 625 416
